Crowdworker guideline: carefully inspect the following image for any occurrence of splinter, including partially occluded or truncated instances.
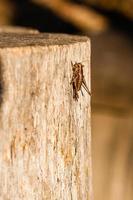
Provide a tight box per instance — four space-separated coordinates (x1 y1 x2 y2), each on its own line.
70 61 91 101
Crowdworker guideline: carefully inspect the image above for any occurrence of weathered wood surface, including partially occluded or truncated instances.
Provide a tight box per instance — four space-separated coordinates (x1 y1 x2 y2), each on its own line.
0 33 92 200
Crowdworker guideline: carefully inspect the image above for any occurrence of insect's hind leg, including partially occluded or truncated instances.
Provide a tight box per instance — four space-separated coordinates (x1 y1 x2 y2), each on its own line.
80 88 84 96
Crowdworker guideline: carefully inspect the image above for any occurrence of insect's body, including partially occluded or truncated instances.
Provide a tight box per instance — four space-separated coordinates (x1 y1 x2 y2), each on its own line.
71 62 91 101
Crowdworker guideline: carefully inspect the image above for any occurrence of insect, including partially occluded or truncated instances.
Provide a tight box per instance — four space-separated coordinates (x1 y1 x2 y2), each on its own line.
70 61 91 101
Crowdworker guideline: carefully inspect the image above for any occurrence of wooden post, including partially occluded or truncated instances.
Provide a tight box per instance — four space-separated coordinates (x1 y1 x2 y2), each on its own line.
0 33 92 200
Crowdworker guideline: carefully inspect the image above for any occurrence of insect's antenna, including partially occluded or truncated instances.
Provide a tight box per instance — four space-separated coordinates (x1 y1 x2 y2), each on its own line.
71 61 73 67
71 60 89 65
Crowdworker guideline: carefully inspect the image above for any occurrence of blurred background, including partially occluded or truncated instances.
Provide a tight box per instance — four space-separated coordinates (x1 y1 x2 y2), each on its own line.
0 0 133 199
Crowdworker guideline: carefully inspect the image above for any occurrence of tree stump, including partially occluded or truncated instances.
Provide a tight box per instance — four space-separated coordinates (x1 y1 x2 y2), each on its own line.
0 33 92 200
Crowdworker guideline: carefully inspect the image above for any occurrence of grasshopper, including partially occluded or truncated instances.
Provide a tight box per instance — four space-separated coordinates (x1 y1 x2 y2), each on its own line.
71 61 91 101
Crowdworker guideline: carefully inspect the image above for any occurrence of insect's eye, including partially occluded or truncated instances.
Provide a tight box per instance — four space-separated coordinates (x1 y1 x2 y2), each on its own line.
79 63 83 68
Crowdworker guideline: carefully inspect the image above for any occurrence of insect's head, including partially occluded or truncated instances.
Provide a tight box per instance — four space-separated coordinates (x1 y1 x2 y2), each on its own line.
71 63 78 73
71 61 84 73
77 63 84 69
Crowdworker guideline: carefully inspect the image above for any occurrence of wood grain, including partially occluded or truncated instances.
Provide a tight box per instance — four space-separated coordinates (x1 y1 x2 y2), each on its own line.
0 33 92 200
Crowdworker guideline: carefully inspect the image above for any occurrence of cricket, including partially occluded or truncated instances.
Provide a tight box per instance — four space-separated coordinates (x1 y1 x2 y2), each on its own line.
70 61 91 101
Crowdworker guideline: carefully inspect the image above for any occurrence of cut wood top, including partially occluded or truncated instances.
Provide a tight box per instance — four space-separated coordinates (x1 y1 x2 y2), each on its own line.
0 33 89 48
